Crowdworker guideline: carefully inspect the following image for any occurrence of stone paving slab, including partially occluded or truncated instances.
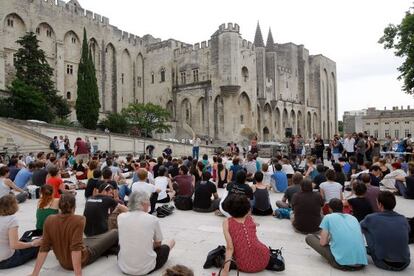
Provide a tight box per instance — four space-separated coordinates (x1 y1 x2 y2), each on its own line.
1 190 413 276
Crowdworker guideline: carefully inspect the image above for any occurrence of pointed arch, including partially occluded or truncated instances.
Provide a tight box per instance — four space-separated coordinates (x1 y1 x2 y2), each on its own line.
181 98 192 127
263 103 272 136
36 22 56 60
214 96 224 139
282 108 288 131
166 100 174 120
238 92 252 128
263 127 270 142
121 49 132 108
104 43 117 112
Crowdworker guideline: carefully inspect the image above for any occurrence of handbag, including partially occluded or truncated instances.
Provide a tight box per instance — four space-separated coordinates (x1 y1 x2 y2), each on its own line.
203 245 225 269
266 247 285 271
218 259 239 276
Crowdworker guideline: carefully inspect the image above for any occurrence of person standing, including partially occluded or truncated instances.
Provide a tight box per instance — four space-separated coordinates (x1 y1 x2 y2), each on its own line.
74 137 89 164
192 136 201 160
314 135 324 162
356 133 366 165
343 134 355 158
91 137 99 154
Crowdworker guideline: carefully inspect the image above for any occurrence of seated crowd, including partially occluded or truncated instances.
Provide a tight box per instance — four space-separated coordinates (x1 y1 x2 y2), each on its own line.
0 134 412 275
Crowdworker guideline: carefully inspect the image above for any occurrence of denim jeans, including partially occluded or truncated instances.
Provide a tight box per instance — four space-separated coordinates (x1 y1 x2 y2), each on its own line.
0 247 39 269
192 146 199 160
118 185 131 202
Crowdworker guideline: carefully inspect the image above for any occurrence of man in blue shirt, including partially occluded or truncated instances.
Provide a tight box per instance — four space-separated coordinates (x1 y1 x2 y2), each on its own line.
306 198 367 270
14 162 35 189
361 191 411 271
270 163 288 193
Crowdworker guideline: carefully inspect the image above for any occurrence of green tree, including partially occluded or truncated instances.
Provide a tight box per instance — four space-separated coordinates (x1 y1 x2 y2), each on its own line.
5 79 53 122
122 103 171 137
1 32 70 121
379 7 414 94
100 112 129 134
76 28 100 129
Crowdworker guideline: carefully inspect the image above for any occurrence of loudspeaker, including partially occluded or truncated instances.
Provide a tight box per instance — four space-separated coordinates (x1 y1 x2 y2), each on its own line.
285 128 292 138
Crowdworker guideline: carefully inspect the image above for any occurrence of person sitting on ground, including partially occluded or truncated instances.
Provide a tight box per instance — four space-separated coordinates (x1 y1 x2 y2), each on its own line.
281 158 295 185
251 172 272 216
168 160 180 178
332 163 346 188
305 198 368 270
360 191 411 271
361 173 381 212
347 181 373 222
193 171 220 213
243 153 257 181
84 169 102 199
312 165 327 190
270 163 288 193
131 168 160 213
319 169 343 204
276 172 303 209
36 185 59 232
31 193 119 275
117 191 175 275
31 162 48 187
83 183 128 237
227 157 244 183
217 163 228 189
46 166 65 199
0 166 28 203
0 194 41 269
86 160 99 180
7 158 20 182
395 161 414 199
101 168 123 201
14 162 35 190
381 162 406 192
291 179 324 234
155 166 176 203
357 164 381 187
173 165 194 197
304 157 318 180
221 194 278 275
261 163 272 187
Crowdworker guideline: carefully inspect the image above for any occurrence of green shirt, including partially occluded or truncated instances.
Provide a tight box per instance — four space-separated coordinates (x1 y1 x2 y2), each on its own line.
36 208 58 230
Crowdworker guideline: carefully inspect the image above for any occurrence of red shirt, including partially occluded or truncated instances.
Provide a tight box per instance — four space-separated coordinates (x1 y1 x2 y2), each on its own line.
74 140 89 155
46 177 63 198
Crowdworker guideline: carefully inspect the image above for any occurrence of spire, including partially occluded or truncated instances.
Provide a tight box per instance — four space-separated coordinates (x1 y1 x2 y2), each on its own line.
254 22 265 48
266 28 276 52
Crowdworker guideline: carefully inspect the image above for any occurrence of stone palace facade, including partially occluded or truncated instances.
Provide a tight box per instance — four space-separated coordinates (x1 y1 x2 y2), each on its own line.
0 0 338 142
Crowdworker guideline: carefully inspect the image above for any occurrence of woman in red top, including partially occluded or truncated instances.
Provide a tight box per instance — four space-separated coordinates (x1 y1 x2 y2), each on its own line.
221 194 273 275
46 166 64 199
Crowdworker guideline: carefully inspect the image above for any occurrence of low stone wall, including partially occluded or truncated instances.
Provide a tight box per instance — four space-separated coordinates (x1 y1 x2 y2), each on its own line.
3 118 214 157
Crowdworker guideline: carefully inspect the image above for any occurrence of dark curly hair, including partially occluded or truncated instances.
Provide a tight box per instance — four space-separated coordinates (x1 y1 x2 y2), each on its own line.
223 194 251 218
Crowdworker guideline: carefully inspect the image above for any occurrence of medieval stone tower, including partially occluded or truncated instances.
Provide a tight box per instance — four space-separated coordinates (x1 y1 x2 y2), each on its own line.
0 0 338 143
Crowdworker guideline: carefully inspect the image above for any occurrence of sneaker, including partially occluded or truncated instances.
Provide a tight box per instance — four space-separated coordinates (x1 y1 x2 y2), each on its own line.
156 212 166 218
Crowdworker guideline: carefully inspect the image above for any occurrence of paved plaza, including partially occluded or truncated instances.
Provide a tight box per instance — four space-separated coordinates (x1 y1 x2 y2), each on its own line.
1 189 413 276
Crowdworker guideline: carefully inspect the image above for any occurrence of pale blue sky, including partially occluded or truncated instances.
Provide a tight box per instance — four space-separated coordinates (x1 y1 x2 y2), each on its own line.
77 0 414 116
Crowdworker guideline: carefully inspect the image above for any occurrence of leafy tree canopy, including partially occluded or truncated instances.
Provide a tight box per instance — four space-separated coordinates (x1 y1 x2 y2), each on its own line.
122 102 171 136
100 112 129 134
379 7 414 94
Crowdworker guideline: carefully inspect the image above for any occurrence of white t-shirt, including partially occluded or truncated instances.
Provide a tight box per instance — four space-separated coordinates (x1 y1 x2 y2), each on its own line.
131 181 156 197
154 176 169 200
118 211 163 275
320 181 343 203
0 215 18 262
58 139 65 151
281 164 295 175
343 138 355 153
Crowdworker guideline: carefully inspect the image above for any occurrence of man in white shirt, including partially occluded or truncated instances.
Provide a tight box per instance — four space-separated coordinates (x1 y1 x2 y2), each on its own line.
58 135 66 158
192 136 201 160
118 191 175 275
131 168 160 213
343 134 355 158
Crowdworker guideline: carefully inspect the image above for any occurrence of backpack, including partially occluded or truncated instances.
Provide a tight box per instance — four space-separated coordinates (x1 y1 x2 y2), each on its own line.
49 141 56 151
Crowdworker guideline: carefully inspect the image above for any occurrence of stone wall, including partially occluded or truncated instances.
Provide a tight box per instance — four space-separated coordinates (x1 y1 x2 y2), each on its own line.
0 118 214 157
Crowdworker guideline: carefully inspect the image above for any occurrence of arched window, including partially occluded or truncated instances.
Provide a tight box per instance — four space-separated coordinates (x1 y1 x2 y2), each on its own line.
242 67 249 82
160 68 166 82
66 91 71 100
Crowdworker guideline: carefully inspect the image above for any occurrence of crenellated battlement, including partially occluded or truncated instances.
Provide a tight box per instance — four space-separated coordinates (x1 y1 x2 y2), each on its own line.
36 0 141 45
217 22 240 33
241 39 255 51
173 40 211 58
